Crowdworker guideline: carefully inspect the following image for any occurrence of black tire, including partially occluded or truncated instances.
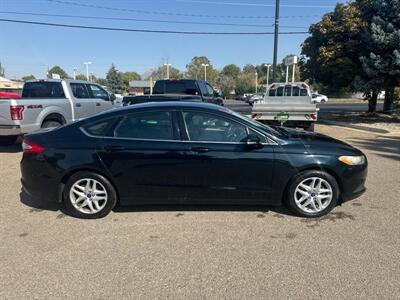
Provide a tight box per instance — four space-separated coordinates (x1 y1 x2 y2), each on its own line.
284 170 339 218
305 123 315 132
0 135 18 146
41 120 62 129
62 171 117 219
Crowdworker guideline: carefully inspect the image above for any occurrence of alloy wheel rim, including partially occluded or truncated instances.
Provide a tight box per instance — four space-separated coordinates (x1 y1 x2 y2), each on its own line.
294 177 333 213
69 178 108 214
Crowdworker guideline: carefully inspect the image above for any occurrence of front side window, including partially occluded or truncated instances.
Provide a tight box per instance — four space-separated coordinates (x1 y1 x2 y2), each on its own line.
113 111 174 140
183 111 247 143
88 84 109 100
268 89 276 96
292 86 300 96
300 88 308 96
71 83 89 99
205 84 214 97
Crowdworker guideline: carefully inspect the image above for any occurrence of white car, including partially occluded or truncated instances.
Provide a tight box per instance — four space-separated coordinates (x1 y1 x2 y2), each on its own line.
311 93 328 103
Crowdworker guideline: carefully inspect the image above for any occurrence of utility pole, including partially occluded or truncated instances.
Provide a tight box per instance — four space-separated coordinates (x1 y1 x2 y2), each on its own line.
201 63 209 81
285 65 289 83
164 63 171 79
73 67 77 80
83 61 92 81
265 64 271 87
292 64 296 83
272 0 280 82
255 71 258 93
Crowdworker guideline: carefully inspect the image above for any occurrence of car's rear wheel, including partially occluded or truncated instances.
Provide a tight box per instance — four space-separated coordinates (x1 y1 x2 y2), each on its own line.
0 135 18 146
63 171 117 219
285 170 339 217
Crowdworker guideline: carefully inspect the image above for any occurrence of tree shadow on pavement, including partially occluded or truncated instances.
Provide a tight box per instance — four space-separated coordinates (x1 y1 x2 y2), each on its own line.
349 135 400 161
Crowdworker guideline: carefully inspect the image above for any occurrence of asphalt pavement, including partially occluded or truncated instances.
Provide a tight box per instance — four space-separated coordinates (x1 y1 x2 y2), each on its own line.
0 125 399 299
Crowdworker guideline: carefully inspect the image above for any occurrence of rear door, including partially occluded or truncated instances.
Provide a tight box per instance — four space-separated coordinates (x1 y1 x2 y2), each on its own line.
70 83 96 120
177 110 275 204
95 109 188 204
86 84 114 113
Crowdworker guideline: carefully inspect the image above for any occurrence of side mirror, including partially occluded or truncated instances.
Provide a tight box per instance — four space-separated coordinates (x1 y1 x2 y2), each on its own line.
246 133 262 148
109 93 117 102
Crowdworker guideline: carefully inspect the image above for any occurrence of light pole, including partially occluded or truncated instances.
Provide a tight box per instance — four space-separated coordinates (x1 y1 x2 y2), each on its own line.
73 67 77 80
272 0 280 81
201 63 209 81
164 63 171 79
264 64 271 87
255 71 258 93
83 61 92 81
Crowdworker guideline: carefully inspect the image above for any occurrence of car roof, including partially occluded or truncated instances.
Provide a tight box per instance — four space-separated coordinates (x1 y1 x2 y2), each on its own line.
121 101 224 111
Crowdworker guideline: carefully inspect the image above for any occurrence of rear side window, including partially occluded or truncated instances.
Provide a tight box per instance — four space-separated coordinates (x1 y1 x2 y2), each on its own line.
82 117 117 137
153 81 198 95
292 86 300 96
113 111 174 140
276 87 284 96
71 83 89 98
22 82 65 98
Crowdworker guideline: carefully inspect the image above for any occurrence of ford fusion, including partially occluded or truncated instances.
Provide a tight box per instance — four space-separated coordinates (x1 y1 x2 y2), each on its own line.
21 102 367 219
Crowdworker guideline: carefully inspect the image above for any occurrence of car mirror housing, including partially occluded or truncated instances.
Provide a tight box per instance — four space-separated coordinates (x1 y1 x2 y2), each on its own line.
246 133 263 148
109 93 117 102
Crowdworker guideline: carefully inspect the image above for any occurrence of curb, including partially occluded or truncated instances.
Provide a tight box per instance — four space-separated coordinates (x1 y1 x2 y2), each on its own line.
318 120 389 134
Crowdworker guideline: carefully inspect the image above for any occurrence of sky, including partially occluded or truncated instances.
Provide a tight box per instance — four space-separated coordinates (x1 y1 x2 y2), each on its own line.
0 0 345 79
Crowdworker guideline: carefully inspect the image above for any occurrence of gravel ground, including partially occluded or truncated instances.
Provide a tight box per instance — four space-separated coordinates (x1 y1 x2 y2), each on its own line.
0 125 399 299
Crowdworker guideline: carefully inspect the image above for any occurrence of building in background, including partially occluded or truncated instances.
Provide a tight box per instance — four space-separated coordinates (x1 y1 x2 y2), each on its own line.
0 76 23 94
129 80 153 95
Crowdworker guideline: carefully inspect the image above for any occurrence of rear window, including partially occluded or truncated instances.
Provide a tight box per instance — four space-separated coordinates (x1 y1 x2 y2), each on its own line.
153 81 198 95
22 82 65 98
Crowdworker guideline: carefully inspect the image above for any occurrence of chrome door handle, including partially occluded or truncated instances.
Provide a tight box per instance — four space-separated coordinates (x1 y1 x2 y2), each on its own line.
189 147 209 153
75 103 81 107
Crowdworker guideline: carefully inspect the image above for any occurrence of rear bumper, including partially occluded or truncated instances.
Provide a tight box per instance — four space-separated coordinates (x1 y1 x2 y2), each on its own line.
0 124 22 136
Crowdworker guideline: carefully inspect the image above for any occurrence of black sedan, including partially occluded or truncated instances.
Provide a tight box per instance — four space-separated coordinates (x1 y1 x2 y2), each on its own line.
21 102 367 219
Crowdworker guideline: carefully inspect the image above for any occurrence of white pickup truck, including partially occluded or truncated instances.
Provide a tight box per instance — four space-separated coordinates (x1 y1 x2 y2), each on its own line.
0 79 117 145
251 82 319 131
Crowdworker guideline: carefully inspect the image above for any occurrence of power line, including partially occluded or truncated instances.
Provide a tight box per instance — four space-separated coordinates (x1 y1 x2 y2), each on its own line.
0 18 309 35
0 11 309 29
44 0 321 19
177 0 333 9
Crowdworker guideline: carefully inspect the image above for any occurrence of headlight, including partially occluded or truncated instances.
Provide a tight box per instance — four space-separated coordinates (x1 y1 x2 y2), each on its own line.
339 155 366 165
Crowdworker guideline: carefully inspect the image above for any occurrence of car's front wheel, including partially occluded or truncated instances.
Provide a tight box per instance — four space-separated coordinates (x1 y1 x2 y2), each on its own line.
63 171 117 219
285 170 339 217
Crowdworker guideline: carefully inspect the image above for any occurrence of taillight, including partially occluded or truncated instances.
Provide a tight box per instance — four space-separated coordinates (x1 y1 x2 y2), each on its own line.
10 105 25 120
310 113 317 120
22 139 45 153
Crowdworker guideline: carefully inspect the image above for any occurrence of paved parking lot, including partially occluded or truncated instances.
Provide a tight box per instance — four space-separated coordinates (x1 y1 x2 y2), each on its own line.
1 125 399 299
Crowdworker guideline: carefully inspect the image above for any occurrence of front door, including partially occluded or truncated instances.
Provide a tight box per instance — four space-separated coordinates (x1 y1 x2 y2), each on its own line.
86 84 114 113
70 83 96 120
178 110 274 204
96 110 188 204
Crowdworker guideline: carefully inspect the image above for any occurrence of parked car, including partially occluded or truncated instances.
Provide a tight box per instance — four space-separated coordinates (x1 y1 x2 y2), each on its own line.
247 93 264 106
312 93 328 104
21 101 367 219
251 82 319 131
125 79 223 106
0 91 21 99
0 79 117 145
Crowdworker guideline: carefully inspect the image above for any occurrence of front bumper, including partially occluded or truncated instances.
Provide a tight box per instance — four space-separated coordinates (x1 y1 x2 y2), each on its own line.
339 162 368 202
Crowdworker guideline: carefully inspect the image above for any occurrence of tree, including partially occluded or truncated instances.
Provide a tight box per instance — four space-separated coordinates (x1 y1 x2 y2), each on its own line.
48 66 69 79
235 72 256 95
95 78 108 87
186 56 218 85
106 64 124 94
218 75 236 98
221 64 241 78
21 75 36 81
75 74 87 81
358 0 400 112
147 65 183 81
121 71 141 92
